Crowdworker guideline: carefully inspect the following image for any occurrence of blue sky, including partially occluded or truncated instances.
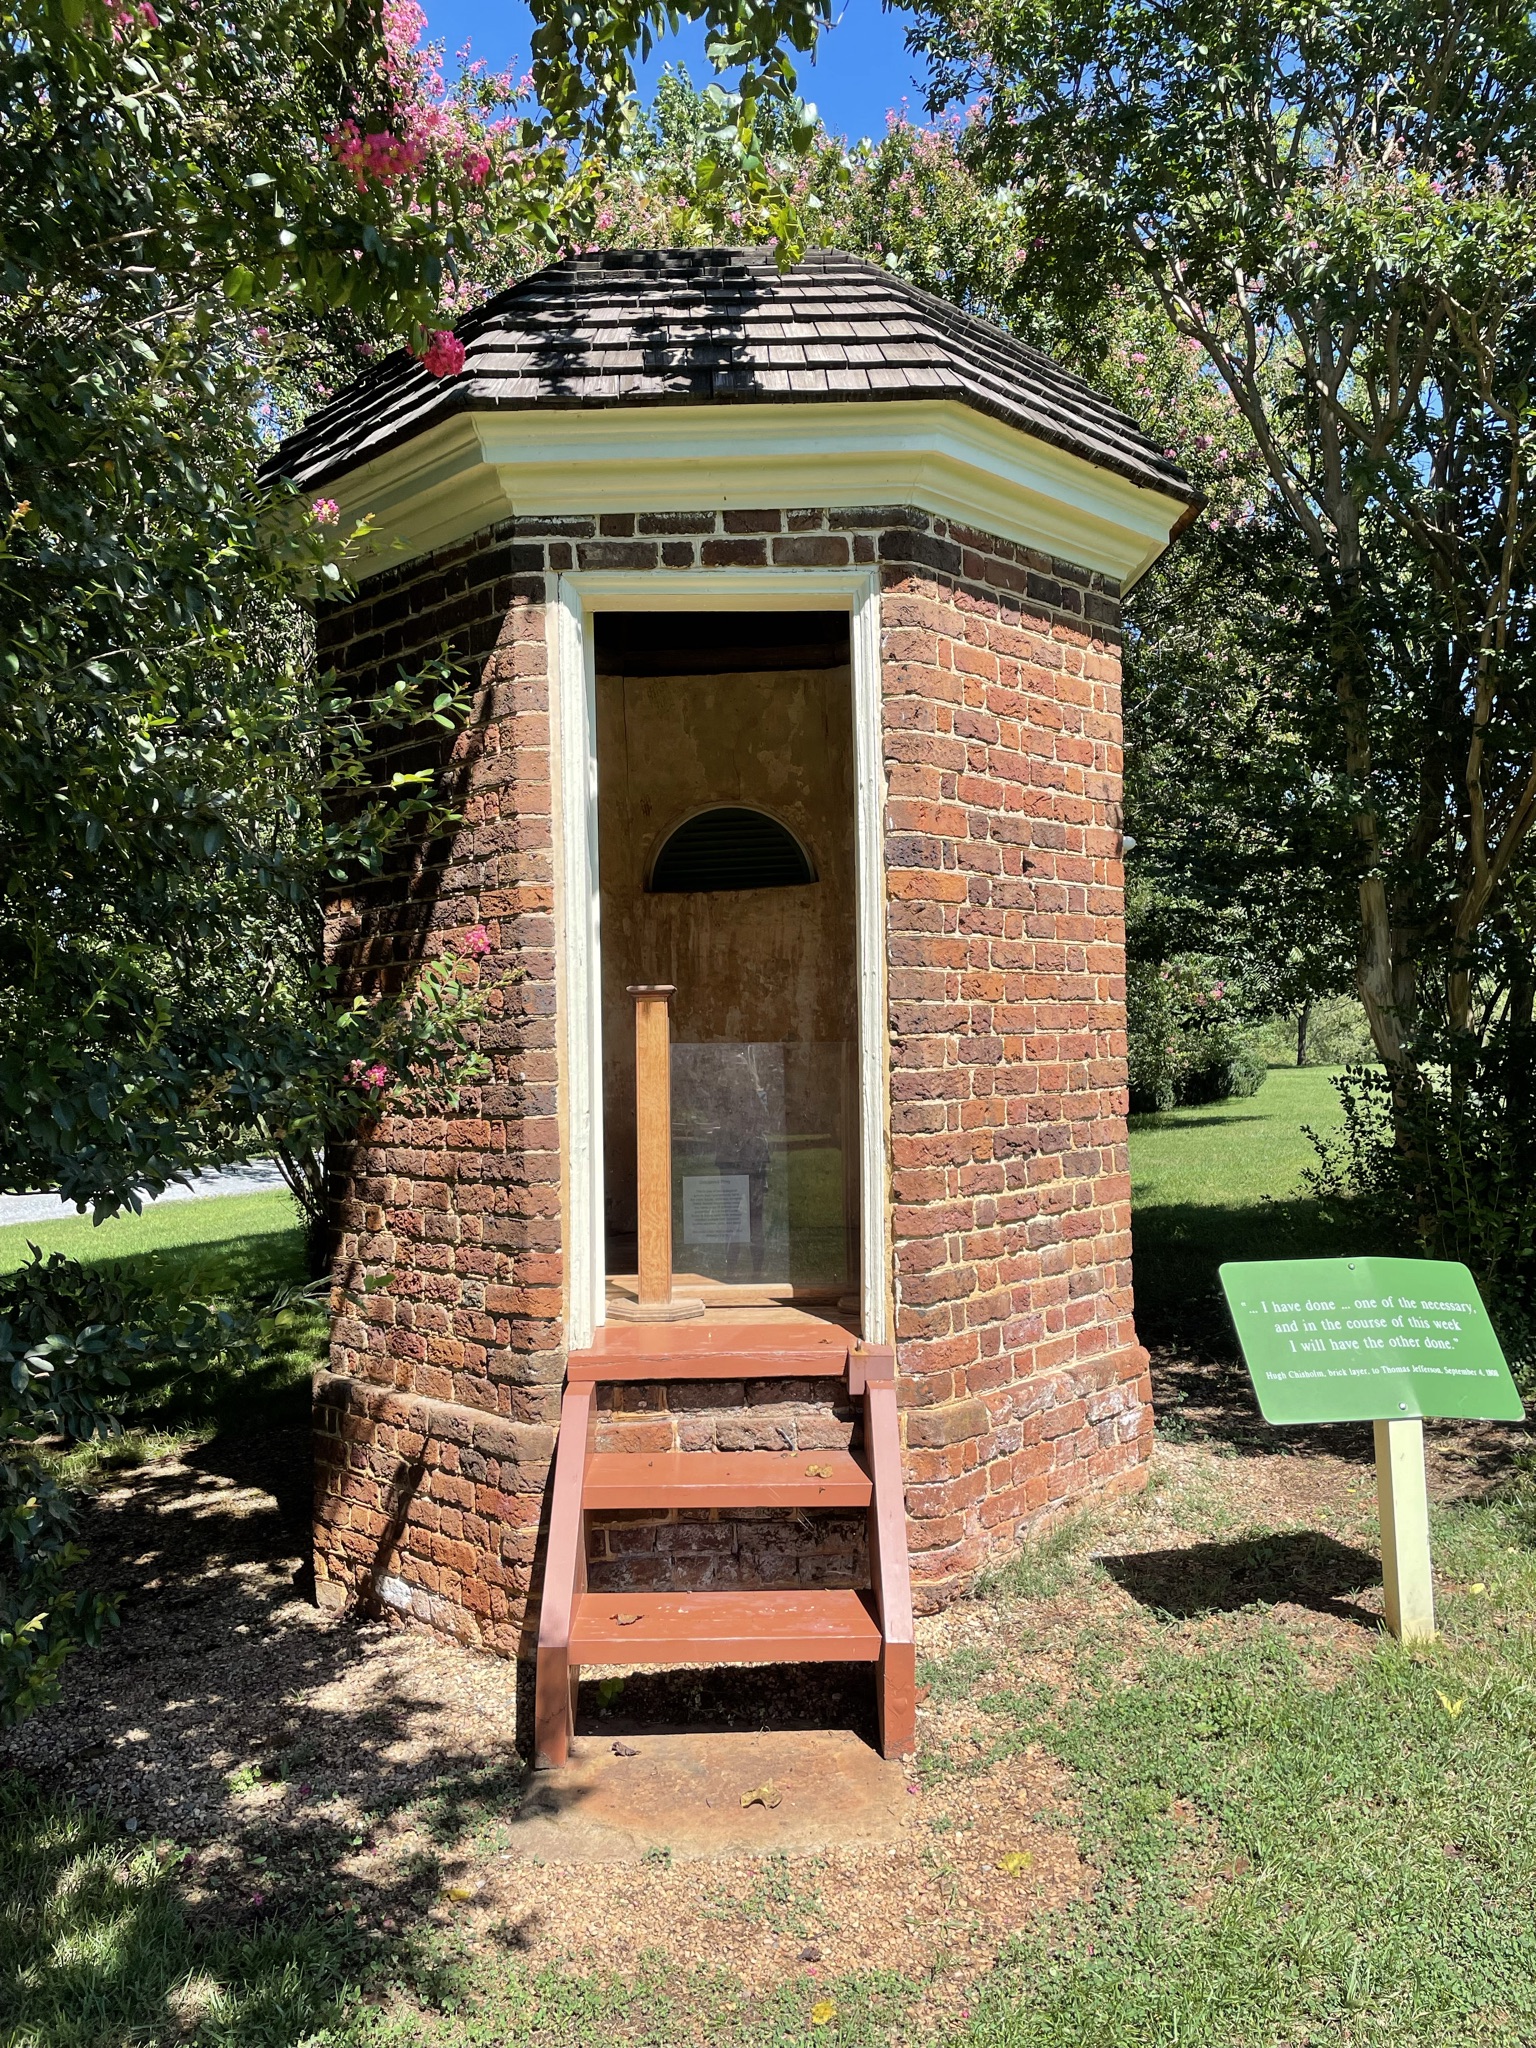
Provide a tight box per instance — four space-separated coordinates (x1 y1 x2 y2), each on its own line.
420 0 930 148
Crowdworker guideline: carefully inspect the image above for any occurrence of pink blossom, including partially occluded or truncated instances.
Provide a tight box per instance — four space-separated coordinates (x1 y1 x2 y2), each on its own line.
107 0 157 36
461 924 492 957
419 330 466 378
253 325 271 343
312 498 340 526
349 1059 393 1094
328 120 426 191
1129 350 1148 364
595 207 616 232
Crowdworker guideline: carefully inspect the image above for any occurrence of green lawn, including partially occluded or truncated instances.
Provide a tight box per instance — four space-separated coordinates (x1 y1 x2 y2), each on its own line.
5 1076 1535 2047
0 1186 302 1275
1130 1067 1349 1358
1 1187 320 1463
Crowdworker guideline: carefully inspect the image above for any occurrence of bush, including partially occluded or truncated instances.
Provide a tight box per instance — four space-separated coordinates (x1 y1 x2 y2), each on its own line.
1127 958 1268 1112
1304 1026 1536 1383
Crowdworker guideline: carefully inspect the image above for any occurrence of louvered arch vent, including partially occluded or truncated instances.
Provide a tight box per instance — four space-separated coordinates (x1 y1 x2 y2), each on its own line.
648 807 815 893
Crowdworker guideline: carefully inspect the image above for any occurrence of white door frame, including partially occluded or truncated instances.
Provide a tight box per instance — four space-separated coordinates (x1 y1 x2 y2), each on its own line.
550 566 890 1351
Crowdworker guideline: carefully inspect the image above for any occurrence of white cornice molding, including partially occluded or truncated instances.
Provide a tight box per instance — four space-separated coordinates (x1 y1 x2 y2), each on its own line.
328 399 1192 590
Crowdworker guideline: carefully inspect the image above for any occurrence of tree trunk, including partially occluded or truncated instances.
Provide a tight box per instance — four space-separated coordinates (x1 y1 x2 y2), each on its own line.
304 1201 338 1282
1296 999 1314 1068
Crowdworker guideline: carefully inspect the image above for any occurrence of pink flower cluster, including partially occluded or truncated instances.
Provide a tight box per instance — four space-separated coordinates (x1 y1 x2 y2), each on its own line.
108 0 158 36
312 498 340 526
417 329 466 378
349 1059 393 1094
329 119 427 192
460 924 493 958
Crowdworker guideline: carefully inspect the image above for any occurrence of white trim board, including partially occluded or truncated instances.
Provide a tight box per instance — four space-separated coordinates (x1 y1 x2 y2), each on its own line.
551 567 891 1349
326 400 1190 591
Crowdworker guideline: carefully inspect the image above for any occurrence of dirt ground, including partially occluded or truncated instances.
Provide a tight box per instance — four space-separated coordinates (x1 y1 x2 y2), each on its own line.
3 1353 1528 1994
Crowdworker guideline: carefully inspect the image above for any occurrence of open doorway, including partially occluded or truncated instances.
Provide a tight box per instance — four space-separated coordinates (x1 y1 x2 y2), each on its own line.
594 611 859 1314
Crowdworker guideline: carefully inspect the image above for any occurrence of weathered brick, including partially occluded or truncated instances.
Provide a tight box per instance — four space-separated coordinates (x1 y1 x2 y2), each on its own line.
315 503 1151 1667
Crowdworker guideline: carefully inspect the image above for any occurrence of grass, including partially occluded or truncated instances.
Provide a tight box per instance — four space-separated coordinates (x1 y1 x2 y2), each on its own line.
1 1186 321 1473
949 1488 1536 2048
5 1078 1535 2045
0 1187 302 1275
1129 1067 1349 1356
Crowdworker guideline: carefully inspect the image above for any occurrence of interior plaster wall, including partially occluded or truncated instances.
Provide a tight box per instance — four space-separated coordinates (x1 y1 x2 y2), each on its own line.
594 660 857 1242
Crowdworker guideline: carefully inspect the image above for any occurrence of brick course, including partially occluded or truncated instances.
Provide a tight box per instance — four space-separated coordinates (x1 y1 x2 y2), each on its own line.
313 502 1151 1645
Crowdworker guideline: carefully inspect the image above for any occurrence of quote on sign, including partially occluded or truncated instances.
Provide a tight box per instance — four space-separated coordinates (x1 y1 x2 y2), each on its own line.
1218 1256 1524 1425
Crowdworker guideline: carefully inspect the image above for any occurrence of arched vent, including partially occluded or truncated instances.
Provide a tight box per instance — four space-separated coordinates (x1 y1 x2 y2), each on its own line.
649 807 815 893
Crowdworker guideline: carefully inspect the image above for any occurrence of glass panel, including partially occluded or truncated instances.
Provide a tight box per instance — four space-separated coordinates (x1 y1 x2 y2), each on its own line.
671 1041 857 1292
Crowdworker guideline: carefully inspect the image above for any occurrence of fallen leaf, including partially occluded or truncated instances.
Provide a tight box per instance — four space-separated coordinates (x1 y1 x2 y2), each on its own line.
1437 1691 1466 1718
913 1685 931 1707
447 1884 477 1902
741 1781 783 1809
804 1463 833 1478
612 1740 638 1757
810 2000 837 2027
613 1612 642 1626
1468 1582 1488 1594
996 1850 1035 1876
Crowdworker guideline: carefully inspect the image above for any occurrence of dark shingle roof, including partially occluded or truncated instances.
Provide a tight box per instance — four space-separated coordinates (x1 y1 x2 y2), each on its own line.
268 248 1197 506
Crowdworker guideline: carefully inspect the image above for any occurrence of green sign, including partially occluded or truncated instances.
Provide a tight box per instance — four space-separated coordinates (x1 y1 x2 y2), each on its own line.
1218 1257 1525 1426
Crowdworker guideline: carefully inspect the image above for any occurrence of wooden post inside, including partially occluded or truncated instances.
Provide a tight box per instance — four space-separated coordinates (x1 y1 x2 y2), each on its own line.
610 983 702 1322
1374 1416 1436 1645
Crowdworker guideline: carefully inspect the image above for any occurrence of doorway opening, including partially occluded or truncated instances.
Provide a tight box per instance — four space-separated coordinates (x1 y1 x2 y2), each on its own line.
594 610 859 1317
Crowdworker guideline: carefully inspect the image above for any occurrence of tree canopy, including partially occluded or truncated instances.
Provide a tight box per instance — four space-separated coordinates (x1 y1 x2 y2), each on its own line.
910 0 1536 1067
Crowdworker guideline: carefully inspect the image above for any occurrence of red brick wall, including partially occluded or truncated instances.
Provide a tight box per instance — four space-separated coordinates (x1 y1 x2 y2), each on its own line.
876 523 1152 1608
312 503 1150 1645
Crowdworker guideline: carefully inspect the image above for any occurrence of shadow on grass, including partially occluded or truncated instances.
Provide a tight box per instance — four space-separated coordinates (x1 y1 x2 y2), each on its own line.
1133 1196 1390 1461
1098 1531 1382 1626
1128 1109 1275 1133
2 1415 526 2045
1133 1195 1342 1358
86 1220 324 1449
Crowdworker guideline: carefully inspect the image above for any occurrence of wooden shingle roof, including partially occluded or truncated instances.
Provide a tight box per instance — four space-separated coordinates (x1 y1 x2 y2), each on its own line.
268 248 1197 508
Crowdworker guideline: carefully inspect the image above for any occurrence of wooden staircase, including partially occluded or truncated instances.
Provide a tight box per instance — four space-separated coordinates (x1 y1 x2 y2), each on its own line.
533 1321 915 1766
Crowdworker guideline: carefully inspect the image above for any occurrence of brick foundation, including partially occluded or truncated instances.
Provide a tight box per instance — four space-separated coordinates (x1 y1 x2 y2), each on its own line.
313 503 1151 1646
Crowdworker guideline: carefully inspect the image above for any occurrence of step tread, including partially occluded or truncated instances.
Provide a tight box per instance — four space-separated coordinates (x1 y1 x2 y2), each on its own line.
570 1322 854 1383
570 1588 882 1664
584 1447 871 1510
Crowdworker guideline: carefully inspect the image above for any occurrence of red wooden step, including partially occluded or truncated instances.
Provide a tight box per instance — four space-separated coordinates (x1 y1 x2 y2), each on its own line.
584 1447 871 1511
569 1321 855 1384
569 1587 882 1665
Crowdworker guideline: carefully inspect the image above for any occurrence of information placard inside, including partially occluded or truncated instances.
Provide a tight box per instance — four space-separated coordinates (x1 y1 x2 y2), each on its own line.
1218 1256 1524 1425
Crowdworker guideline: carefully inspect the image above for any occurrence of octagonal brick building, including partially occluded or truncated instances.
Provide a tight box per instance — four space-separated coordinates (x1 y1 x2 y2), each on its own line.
270 249 1197 1741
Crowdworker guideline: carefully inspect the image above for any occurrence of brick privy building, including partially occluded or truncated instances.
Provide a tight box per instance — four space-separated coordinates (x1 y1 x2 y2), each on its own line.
269 249 1197 1760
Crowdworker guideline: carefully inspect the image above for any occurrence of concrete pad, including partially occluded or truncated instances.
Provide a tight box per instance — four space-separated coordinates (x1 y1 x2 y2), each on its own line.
510 1729 909 1863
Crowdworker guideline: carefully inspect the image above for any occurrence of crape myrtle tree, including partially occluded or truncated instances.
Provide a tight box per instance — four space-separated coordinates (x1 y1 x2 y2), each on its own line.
0 0 828 1722
908 0 1536 1344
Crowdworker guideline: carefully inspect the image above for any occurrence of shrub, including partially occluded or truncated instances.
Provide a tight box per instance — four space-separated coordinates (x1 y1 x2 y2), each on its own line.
1127 957 1268 1112
1305 1025 1536 1383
